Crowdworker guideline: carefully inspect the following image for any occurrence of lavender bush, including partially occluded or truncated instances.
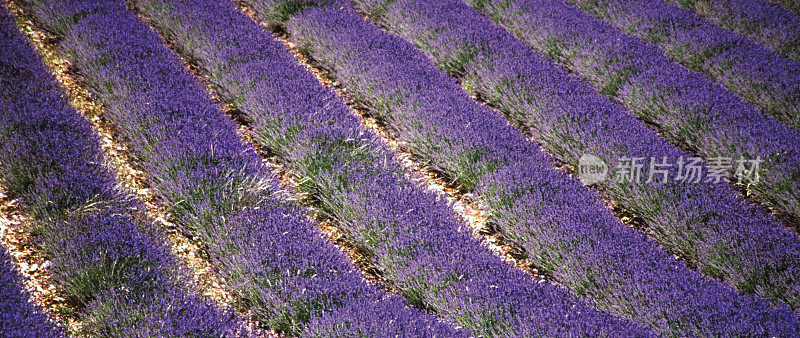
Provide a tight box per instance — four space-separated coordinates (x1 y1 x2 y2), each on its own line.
17 0 461 335
129 0 648 335
0 248 61 337
560 0 800 130
667 0 800 61
243 0 800 335
0 6 236 335
348 0 800 310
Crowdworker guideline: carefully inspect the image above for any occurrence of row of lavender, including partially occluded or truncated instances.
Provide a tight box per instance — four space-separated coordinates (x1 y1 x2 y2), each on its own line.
17 0 457 335
354 0 800 310
464 0 800 225
0 249 59 336
666 0 800 62
561 0 800 130
0 6 235 335
128 0 646 335
245 0 800 334
0 12 59 338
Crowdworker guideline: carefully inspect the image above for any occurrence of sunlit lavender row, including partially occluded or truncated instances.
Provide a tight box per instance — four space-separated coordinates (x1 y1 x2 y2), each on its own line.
0 8 236 335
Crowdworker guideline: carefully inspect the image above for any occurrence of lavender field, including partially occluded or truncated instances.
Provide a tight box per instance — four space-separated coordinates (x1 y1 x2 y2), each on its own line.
0 0 798 336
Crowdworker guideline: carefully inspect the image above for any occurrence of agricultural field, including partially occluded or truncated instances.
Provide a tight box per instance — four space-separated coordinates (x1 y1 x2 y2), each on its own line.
0 0 798 336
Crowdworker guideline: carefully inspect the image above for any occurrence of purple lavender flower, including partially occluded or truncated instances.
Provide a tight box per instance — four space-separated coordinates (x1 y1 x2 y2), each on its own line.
666 0 800 62
769 0 800 15
242 0 800 334
0 249 61 337
0 7 236 335
350 0 800 311
561 0 800 129
130 0 647 335
17 0 463 334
